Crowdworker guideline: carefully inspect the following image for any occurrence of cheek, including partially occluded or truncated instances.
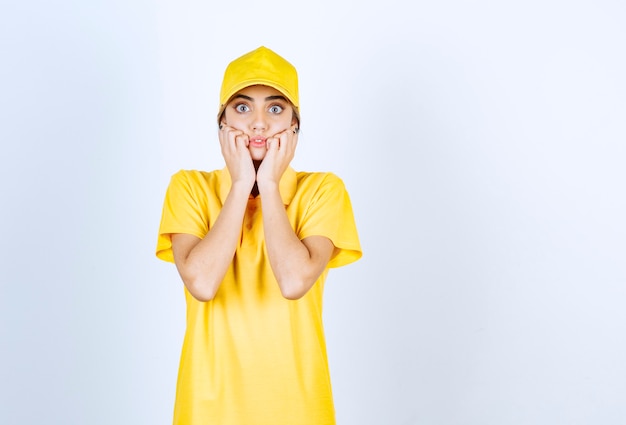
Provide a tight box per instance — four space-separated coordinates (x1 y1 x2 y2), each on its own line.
276 114 293 127
223 113 247 129
222 110 234 124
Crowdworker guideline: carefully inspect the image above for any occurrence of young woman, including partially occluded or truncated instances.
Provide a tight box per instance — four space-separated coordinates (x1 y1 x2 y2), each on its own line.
156 46 362 425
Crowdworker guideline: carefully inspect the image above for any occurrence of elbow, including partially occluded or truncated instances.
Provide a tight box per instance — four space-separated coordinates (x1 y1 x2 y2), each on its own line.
277 278 311 300
281 288 306 300
275 266 323 300
189 289 217 302
182 275 220 302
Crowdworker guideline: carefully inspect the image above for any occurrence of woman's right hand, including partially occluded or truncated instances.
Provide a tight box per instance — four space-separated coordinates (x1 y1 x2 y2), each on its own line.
218 124 256 191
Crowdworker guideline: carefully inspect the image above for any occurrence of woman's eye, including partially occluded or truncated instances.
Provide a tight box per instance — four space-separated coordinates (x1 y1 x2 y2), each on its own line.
235 104 250 113
269 105 284 114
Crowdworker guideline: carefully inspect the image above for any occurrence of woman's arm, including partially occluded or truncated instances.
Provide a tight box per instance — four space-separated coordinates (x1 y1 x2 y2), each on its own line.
171 182 250 301
172 125 256 301
259 184 336 299
257 127 335 299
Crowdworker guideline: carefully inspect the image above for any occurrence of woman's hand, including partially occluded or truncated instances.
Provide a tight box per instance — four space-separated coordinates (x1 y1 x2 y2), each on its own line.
218 124 256 192
256 125 299 190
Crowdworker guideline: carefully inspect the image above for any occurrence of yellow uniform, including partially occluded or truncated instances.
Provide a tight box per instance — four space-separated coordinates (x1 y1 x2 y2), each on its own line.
156 167 361 425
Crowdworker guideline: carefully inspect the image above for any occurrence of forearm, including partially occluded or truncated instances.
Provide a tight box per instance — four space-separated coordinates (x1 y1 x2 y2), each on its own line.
260 183 328 299
176 183 250 301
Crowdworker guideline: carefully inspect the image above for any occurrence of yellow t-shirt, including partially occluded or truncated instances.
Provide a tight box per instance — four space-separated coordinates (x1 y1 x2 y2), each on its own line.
156 167 362 425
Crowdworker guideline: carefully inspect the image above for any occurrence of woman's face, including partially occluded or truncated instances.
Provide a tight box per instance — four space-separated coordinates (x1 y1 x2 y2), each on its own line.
221 85 297 161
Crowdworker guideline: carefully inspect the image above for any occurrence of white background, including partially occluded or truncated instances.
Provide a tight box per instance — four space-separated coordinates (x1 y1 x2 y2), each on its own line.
1 0 625 424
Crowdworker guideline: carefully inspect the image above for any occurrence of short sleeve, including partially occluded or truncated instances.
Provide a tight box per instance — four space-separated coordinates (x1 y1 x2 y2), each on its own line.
156 170 210 263
298 173 362 268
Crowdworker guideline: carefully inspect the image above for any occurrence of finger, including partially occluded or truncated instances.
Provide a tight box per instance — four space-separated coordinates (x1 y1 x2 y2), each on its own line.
235 134 249 150
266 137 280 152
220 128 243 154
218 126 232 150
218 122 232 133
279 129 297 152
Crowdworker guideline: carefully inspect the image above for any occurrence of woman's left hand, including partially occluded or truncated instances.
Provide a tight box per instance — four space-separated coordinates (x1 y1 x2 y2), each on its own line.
256 125 299 189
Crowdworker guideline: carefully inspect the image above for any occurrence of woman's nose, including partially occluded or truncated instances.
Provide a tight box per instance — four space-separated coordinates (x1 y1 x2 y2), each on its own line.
251 110 267 131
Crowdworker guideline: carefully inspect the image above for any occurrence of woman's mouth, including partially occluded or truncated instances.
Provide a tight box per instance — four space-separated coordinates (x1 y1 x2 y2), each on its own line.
249 136 266 148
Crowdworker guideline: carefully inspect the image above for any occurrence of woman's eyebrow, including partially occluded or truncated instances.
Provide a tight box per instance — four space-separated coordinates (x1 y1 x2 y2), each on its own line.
232 94 287 102
233 94 253 101
265 95 287 102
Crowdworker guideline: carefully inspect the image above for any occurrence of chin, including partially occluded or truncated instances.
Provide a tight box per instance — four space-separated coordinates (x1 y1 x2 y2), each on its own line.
249 150 267 162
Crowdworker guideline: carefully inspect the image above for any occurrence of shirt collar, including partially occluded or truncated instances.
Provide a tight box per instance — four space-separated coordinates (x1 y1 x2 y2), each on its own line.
218 166 297 205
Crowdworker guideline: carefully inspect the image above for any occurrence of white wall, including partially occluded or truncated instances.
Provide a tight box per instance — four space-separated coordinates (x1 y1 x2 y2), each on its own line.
1 0 625 424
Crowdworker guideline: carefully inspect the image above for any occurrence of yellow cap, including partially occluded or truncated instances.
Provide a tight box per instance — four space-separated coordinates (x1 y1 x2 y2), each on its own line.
217 46 300 124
